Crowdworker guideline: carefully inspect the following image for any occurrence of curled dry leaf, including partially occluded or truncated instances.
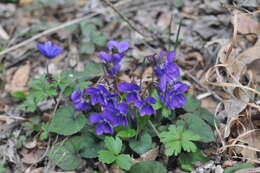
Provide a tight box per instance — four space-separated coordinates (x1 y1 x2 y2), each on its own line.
157 12 172 30
206 11 260 163
0 25 9 40
132 147 159 164
21 149 41 164
236 12 260 36
5 62 31 94
26 167 43 173
23 137 37 149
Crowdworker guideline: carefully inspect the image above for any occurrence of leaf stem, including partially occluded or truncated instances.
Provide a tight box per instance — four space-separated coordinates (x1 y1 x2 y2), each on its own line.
174 19 183 51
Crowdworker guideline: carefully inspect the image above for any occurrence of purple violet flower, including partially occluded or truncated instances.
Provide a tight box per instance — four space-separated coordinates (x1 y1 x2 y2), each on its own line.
36 41 62 58
86 85 111 106
70 89 89 111
99 40 129 77
99 51 123 76
89 112 114 135
160 81 188 110
107 40 129 53
137 96 156 116
111 103 129 127
117 82 141 105
154 51 180 92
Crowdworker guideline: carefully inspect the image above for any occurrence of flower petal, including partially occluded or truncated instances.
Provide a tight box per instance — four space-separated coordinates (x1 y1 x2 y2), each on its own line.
166 51 176 62
96 123 104 135
89 113 102 123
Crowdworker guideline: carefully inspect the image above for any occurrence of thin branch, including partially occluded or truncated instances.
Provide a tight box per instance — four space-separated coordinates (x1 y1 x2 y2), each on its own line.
184 71 223 102
0 14 96 58
102 0 150 40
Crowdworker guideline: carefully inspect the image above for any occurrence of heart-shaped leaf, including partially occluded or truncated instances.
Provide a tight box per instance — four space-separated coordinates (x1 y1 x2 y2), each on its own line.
49 105 86 136
129 132 155 155
129 161 167 173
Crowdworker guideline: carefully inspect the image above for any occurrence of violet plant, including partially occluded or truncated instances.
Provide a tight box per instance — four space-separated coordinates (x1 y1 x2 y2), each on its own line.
18 40 215 172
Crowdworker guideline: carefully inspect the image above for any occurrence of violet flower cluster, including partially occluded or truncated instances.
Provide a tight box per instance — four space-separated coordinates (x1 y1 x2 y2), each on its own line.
68 40 188 135
152 51 188 110
70 40 157 135
36 40 188 135
70 83 156 135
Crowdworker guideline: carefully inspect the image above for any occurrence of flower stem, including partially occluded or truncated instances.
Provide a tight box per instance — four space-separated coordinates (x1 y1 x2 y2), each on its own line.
148 120 160 137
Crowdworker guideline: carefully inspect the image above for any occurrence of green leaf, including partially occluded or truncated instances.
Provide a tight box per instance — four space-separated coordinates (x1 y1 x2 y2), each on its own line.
0 164 5 173
49 144 81 171
92 35 108 46
224 163 254 173
117 129 136 138
64 24 78 32
16 135 26 149
80 42 95 54
184 113 215 143
104 136 122 155
129 161 167 173
160 125 200 156
80 23 97 36
151 89 162 110
78 81 92 90
78 60 104 80
129 132 155 155
64 136 83 153
161 107 172 118
39 123 49 141
195 107 215 126
98 150 116 164
80 133 103 159
183 94 201 112
179 150 209 171
11 91 27 99
137 115 150 129
116 154 132 170
20 96 37 112
49 105 87 136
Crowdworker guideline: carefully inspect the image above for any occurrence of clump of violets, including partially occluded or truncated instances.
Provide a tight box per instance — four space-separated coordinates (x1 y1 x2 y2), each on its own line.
99 40 129 77
37 41 62 58
151 51 188 110
69 40 187 135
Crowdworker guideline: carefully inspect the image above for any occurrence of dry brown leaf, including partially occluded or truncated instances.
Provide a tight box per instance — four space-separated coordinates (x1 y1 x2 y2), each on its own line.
5 62 31 94
19 0 35 7
133 147 159 164
21 150 40 164
109 164 125 173
236 12 260 35
237 37 260 85
23 137 37 149
157 12 172 30
28 167 43 173
201 97 218 113
0 25 9 40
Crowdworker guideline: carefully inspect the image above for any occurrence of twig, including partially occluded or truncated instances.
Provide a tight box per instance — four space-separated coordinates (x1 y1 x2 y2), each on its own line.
0 0 132 58
184 71 223 102
0 13 96 58
102 0 150 40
